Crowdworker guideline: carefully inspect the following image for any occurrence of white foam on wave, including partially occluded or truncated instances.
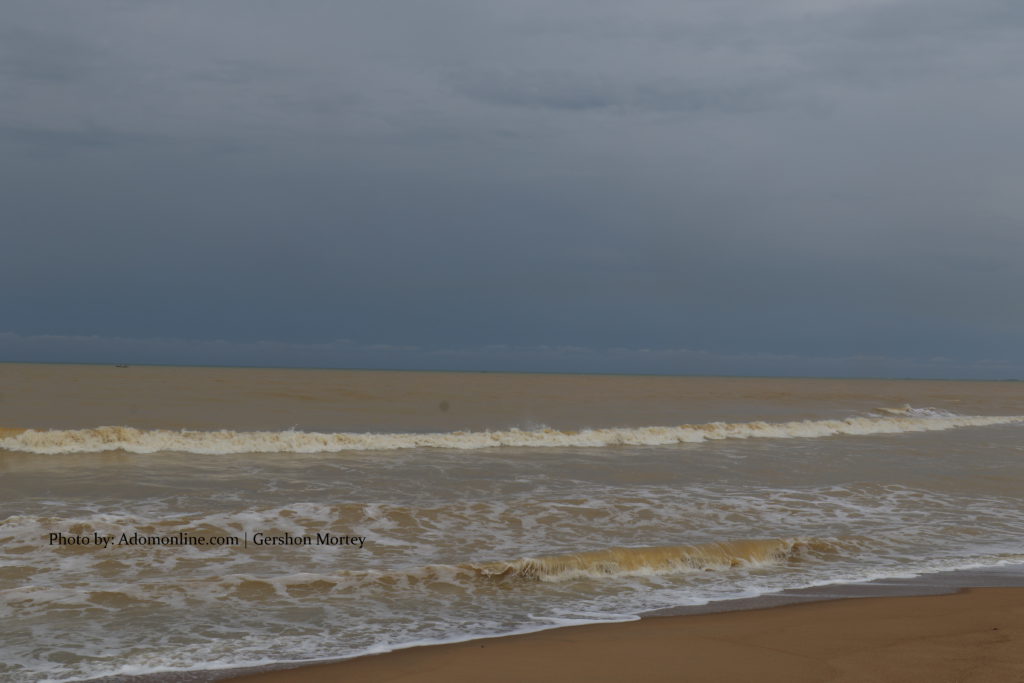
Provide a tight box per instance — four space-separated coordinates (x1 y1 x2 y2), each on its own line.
1 411 1021 455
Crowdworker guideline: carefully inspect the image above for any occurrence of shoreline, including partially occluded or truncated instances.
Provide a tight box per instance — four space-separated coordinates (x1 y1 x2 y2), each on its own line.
96 564 1024 683
224 586 1024 683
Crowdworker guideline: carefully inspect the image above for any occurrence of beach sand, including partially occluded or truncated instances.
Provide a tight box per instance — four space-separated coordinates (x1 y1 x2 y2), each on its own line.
228 587 1024 683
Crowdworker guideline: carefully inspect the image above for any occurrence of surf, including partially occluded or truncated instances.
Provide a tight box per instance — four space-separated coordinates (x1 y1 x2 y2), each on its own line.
1 409 1020 455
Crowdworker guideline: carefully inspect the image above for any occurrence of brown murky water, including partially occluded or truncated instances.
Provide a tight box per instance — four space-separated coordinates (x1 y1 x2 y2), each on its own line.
2 364 1023 680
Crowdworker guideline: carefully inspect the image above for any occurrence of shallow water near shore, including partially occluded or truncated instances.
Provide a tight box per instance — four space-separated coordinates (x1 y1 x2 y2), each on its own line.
102 565 1024 683
2 364 1023 681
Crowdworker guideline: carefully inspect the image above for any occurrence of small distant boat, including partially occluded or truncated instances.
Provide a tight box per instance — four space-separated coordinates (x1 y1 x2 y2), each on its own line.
115 364 129 368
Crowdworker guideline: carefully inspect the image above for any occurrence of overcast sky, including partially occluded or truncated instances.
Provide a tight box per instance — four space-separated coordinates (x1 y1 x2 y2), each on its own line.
3 0 1023 377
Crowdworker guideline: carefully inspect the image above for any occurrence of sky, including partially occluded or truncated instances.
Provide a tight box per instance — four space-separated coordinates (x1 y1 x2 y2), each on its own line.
3 0 1023 378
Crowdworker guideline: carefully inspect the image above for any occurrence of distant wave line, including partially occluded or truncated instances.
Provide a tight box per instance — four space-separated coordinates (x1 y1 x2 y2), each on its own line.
1 410 1021 455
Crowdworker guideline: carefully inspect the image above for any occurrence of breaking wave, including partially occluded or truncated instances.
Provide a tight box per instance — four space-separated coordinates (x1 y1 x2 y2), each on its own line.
1 411 1020 455
468 538 842 582
1 537 842 613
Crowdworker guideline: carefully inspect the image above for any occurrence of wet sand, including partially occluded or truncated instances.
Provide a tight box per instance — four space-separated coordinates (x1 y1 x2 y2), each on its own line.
226 587 1024 683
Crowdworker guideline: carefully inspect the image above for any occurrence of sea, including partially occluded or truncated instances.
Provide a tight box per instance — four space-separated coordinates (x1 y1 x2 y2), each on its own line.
2 363 1023 681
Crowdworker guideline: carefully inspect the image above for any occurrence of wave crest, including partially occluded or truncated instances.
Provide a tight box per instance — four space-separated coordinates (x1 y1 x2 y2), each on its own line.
467 538 842 582
1 537 847 612
1 411 1020 455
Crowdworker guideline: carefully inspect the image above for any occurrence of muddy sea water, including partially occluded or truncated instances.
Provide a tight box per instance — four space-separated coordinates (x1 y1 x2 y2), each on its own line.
1 364 1022 681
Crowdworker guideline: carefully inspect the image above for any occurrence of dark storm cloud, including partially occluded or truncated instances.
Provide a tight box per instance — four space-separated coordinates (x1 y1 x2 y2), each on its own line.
449 70 781 114
4 331 1021 379
2 0 1023 376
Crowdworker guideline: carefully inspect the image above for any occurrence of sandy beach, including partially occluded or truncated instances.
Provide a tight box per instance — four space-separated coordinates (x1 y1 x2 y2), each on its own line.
229 587 1024 683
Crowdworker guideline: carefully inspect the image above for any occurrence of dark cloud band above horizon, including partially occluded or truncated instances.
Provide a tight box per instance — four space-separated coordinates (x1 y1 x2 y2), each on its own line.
3 331 1022 381
3 1 1023 377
